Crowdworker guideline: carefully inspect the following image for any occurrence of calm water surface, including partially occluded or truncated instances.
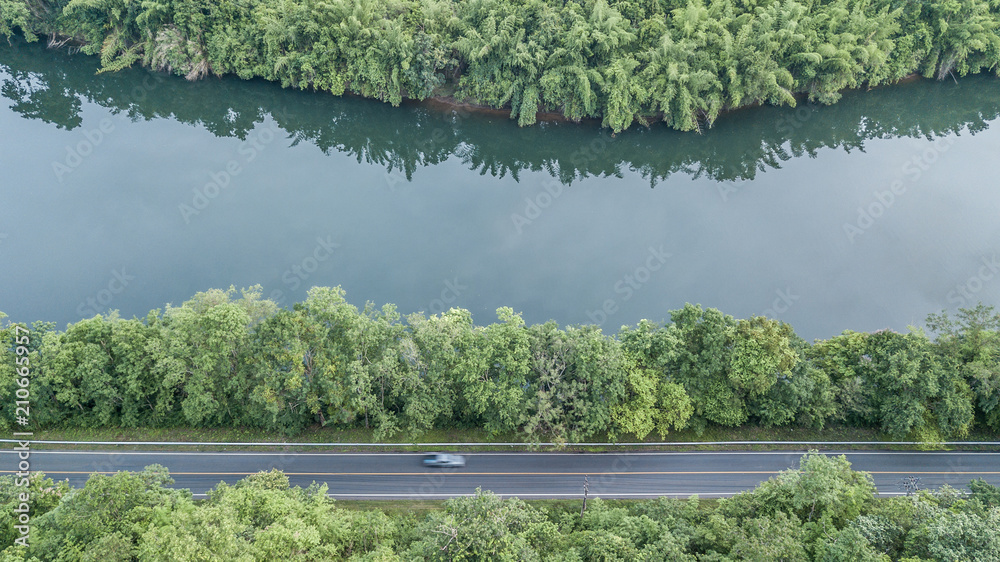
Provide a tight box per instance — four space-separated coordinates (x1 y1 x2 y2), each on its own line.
2 39 1000 340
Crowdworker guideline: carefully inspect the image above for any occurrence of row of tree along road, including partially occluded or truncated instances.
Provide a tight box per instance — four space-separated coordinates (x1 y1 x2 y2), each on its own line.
2 452 1000 559
2 286 999 443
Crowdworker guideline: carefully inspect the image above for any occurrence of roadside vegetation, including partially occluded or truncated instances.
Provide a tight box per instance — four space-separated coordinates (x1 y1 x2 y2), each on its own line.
2 0 999 131
2 452 1000 560
26 424 999 453
3 287 1000 445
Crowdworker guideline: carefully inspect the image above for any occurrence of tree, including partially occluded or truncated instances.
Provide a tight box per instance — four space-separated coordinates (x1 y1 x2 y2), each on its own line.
643 1 727 130
406 308 483 431
140 469 400 560
667 306 797 430
667 303 742 429
405 488 555 560
616 320 693 438
34 315 119 427
728 316 798 398
913 0 1000 80
653 380 694 438
343 300 411 440
726 511 809 562
60 0 150 72
0 313 16 432
461 307 532 436
905 507 1000 561
811 330 876 426
814 526 891 562
813 328 974 438
394 309 473 435
750 338 837 429
242 308 342 434
110 314 175 428
611 361 658 439
522 323 628 443
927 305 1000 431
0 473 70 551
0 0 36 42
157 286 278 427
28 465 185 560
301 286 369 427
719 452 876 527
865 329 968 439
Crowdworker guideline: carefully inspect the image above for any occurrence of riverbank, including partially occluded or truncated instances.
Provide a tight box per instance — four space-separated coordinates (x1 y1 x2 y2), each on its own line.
413 71 930 130
4 0 998 132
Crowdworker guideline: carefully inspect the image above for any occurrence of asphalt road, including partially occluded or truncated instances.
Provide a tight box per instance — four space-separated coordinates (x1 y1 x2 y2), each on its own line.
3 450 998 498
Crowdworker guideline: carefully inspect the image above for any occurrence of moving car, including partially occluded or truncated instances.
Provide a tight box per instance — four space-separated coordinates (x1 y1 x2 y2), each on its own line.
423 453 466 467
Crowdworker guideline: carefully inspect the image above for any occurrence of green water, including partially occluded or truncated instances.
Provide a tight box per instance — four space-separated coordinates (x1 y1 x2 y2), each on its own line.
2 39 1000 339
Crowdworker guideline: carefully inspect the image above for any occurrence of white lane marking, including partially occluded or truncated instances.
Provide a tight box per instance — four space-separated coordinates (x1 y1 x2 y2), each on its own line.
183 491 932 498
0 449 1000 458
3 439 999 447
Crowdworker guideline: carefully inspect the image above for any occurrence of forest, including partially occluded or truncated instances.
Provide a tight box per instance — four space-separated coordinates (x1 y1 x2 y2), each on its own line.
2 452 1000 560
2 0 999 131
3 286 1000 443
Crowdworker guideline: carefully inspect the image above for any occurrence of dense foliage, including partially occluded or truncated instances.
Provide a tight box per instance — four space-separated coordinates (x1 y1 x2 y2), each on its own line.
4 38 999 187
2 0 999 131
2 453 1000 560
3 288 1000 442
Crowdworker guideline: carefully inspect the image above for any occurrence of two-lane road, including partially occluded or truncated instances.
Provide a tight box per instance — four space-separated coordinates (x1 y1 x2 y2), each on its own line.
3 450 998 498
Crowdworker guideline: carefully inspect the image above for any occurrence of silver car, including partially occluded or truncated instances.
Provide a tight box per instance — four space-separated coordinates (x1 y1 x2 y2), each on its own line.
423 453 466 467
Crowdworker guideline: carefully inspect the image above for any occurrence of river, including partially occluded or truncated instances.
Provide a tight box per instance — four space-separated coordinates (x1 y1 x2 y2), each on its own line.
2 38 999 340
